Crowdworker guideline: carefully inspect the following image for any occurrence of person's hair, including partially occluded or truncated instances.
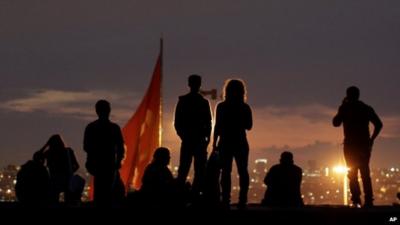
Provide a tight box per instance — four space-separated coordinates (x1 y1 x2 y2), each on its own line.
48 134 66 150
188 74 201 91
280 151 294 165
95 99 111 119
346 86 360 101
153 147 170 166
223 79 247 102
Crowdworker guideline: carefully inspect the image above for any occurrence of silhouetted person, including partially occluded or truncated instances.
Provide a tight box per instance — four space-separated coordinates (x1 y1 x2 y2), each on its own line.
174 75 212 199
333 86 383 207
261 151 304 207
140 147 175 208
15 151 50 206
213 79 252 209
84 100 125 207
41 134 79 205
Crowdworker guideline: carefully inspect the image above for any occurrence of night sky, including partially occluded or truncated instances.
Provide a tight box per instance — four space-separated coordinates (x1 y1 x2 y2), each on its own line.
1 0 399 170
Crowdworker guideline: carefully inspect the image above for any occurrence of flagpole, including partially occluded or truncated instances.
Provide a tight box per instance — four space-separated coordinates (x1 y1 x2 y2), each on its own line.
159 37 163 147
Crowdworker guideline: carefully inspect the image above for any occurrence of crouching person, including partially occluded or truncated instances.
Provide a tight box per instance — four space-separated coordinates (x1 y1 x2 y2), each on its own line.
262 151 304 207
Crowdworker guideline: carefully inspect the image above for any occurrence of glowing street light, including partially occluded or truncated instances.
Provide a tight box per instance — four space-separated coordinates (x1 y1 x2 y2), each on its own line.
333 165 349 206
333 165 348 174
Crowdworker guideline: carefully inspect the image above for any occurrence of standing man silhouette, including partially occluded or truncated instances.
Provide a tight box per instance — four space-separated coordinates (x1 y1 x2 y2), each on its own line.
333 86 383 207
84 100 125 207
174 74 212 199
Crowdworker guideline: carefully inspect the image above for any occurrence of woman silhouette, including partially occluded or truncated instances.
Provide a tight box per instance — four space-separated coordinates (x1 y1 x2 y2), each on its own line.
212 79 252 209
41 134 79 204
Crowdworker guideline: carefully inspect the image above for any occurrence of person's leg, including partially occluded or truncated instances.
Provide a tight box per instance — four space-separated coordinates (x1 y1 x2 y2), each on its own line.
220 148 233 206
344 146 361 205
360 152 373 206
234 144 250 207
192 144 207 196
177 141 193 187
94 171 114 207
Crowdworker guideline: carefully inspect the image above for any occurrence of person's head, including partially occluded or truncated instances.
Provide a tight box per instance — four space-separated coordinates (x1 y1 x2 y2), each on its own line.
346 86 360 102
280 151 294 165
95 99 111 119
33 151 45 165
188 74 201 93
223 79 247 102
152 147 171 167
47 134 65 150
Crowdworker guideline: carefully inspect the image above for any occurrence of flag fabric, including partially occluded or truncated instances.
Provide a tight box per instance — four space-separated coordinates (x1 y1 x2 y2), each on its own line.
119 41 163 191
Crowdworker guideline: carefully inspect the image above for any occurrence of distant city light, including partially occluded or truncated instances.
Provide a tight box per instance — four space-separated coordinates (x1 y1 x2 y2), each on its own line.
255 159 267 164
325 167 329 177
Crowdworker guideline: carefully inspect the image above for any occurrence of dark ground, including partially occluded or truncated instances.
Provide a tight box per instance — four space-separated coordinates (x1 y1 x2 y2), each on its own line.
1 203 399 225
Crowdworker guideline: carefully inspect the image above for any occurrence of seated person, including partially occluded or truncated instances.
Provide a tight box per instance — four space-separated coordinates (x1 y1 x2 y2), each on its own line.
15 151 50 206
261 151 304 207
140 147 175 208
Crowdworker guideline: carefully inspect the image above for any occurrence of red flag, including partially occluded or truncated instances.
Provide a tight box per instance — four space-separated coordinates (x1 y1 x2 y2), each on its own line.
120 40 163 191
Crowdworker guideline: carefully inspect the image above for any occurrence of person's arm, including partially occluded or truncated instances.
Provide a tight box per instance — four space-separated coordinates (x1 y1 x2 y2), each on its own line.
244 104 253 130
204 100 212 144
264 168 272 186
297 167 303 186
38 138 51 153
68 148 80 172
174 99 184 139
369 108 383 144
115 125 125 168
212 104 221 150
332 105 344 127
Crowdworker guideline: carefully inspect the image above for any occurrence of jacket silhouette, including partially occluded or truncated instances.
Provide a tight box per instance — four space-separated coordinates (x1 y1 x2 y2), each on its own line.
140 147 175 208
333 86 382 207
175 75 212 198
84 100 125 206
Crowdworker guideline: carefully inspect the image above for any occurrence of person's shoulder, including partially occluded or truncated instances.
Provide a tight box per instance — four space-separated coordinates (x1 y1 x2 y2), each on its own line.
243 102 251 110
358 101 376 112
178 94 186 101
269 164 280 171
200 95 210 104
110 121 122 130
20 160 32 170
86 120 99 129
293 164 303 173
357 100 370 108
179 93 193 101
217 101 226 107
215 101 226 111
144 163 157 173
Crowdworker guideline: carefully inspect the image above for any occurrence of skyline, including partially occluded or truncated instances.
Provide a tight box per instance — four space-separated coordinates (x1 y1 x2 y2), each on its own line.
1 1 400 169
